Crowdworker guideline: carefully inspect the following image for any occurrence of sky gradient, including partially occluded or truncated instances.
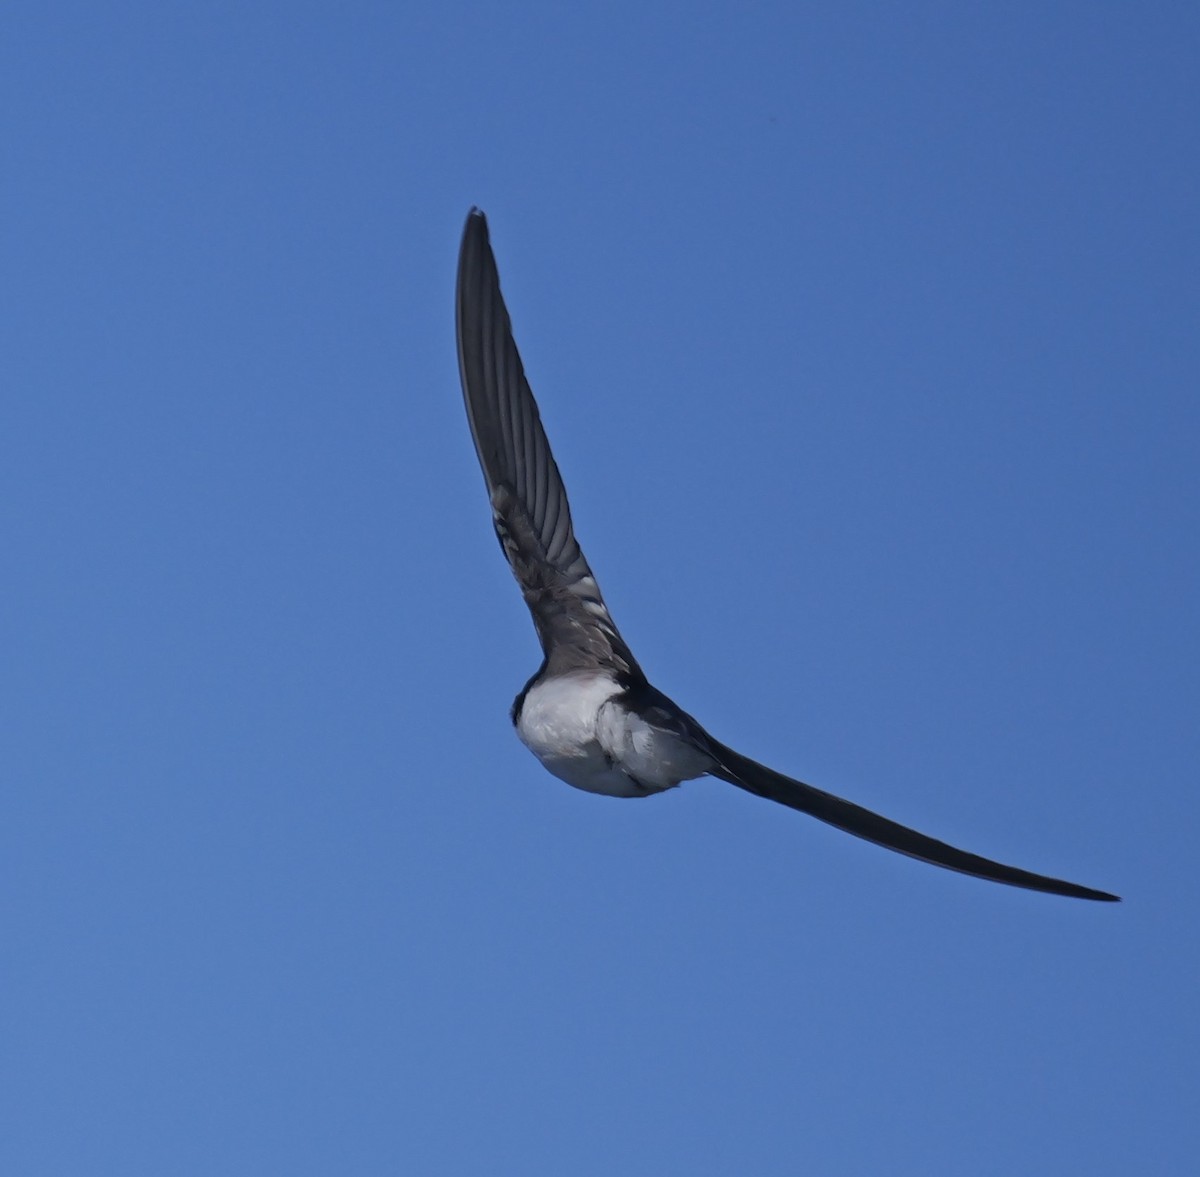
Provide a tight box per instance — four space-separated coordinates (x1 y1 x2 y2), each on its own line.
2 3 1197 1174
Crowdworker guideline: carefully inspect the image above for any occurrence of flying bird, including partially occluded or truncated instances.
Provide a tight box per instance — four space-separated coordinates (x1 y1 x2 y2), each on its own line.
455 207 1117 902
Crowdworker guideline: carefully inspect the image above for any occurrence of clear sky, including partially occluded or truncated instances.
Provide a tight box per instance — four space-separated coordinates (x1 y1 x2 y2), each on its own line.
2 3 1196 1174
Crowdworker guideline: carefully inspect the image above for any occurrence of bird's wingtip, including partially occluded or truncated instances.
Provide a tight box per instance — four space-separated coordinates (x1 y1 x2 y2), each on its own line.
462 207 490 248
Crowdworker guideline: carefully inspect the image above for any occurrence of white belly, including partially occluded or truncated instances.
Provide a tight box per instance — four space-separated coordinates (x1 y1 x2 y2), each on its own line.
515 673 711 798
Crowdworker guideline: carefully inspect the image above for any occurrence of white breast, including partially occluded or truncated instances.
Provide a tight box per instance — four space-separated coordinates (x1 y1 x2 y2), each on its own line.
595 701 712 790
515 673 709 798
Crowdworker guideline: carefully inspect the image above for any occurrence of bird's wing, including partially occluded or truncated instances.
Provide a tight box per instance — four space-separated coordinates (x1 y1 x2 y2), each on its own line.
705 736 1118 901
456 209 642 679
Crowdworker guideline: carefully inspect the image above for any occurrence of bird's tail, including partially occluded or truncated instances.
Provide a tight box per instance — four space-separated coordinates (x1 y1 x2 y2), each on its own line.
704 737 1118 901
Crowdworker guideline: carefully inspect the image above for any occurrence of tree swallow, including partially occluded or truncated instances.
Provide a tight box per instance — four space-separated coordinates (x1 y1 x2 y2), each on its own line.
455 208 1117 902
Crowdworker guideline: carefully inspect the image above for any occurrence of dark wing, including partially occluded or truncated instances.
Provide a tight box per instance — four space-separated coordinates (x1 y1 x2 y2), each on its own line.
456 208 642 678
705 736 1118 901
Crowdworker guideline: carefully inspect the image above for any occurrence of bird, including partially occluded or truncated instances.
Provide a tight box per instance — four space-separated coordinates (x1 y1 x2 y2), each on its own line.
455 207 1118 903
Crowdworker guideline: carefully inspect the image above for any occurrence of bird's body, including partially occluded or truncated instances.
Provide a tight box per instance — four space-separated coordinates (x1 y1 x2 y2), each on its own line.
516 671 711 797
455 207 1117 903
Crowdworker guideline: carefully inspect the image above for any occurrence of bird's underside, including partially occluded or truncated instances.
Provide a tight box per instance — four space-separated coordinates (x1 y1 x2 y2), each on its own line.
455 206 1118 903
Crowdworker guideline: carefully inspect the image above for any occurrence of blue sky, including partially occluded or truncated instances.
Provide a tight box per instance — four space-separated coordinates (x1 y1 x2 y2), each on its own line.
2 3 1196 1173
